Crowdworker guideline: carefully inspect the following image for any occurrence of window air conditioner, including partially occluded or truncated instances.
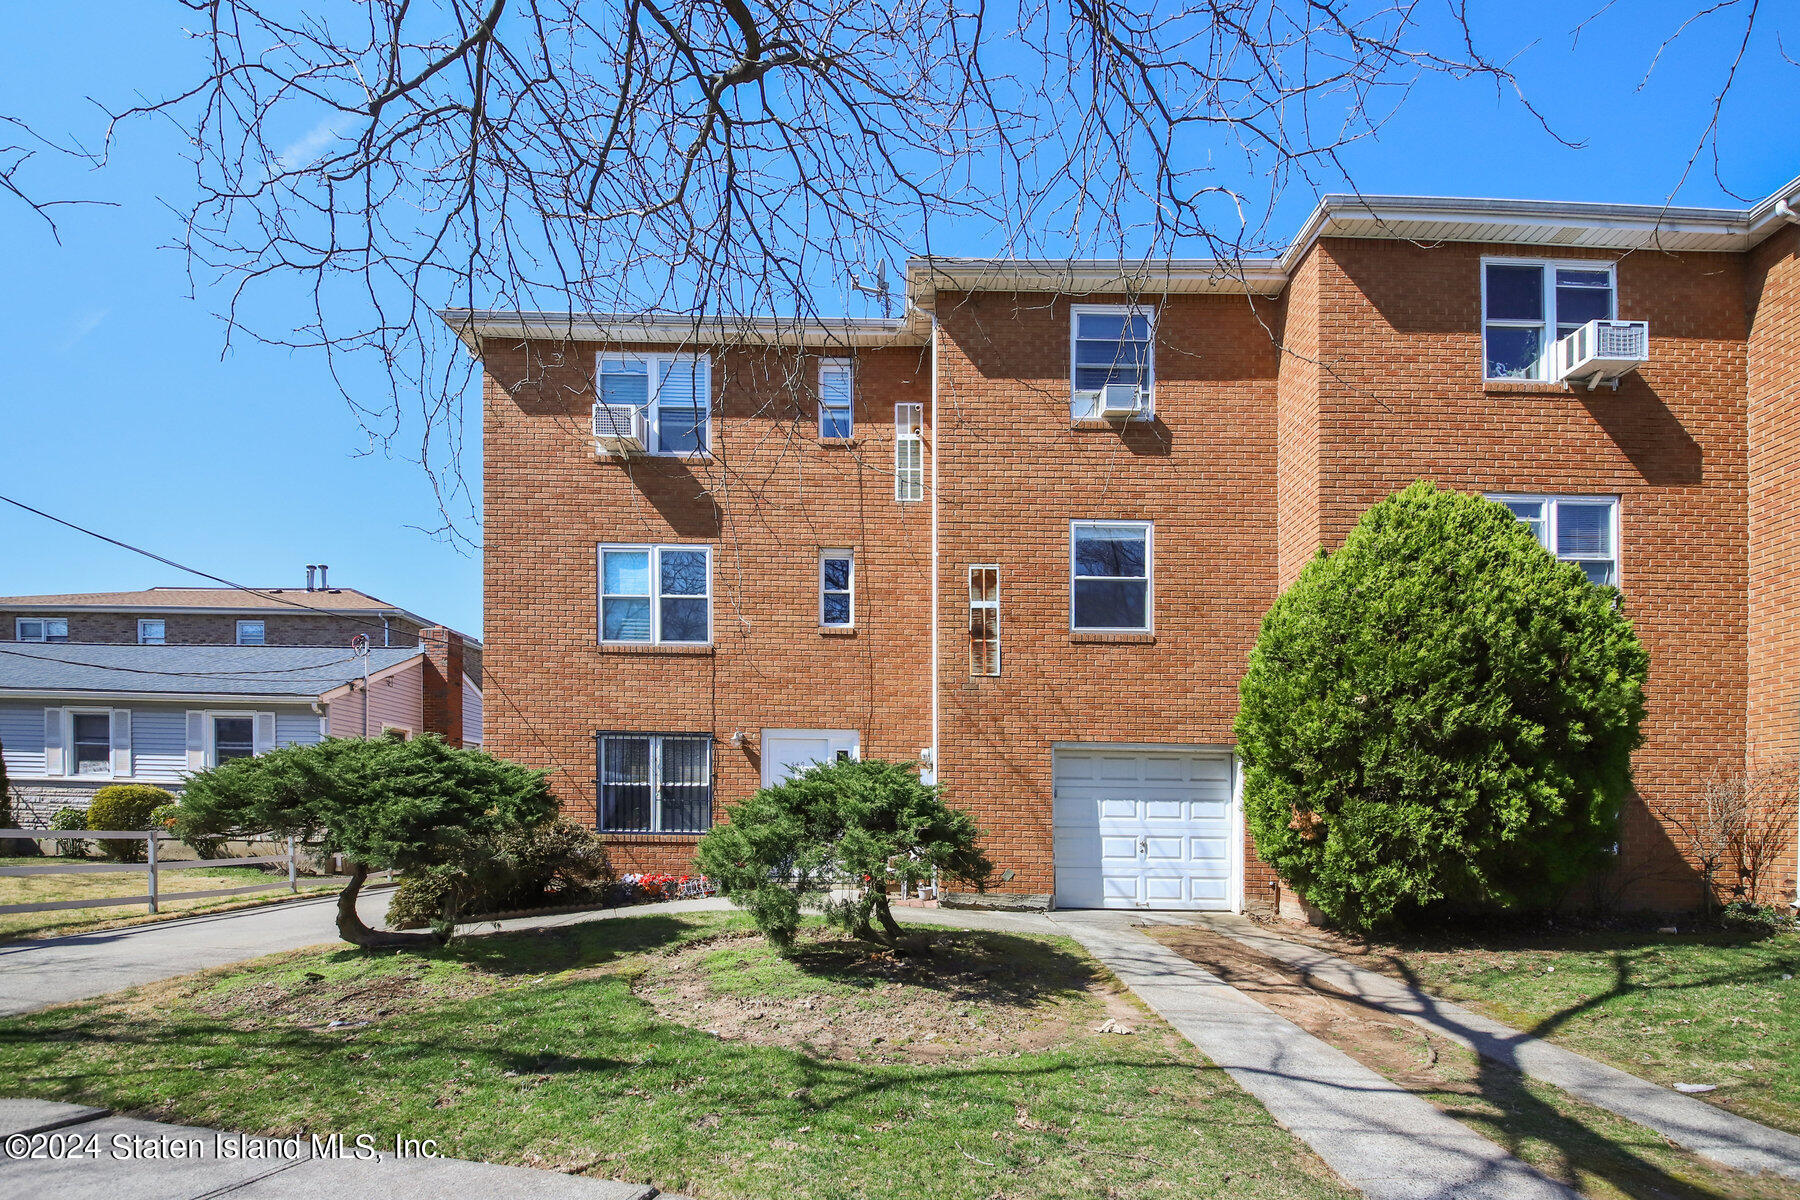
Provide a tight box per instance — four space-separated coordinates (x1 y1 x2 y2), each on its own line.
592 403 648 453
1098 382 1147 417
1553 320 1649 390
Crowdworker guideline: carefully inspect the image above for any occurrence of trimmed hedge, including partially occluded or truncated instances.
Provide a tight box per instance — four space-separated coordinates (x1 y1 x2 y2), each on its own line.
87 785 177 862
1236 482 1648 930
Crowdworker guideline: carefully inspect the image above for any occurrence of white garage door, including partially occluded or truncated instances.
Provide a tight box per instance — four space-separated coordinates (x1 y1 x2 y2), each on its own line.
1053 746 1237 910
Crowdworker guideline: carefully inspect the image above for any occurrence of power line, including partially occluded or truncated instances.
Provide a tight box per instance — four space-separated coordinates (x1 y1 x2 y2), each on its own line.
0 491 586 788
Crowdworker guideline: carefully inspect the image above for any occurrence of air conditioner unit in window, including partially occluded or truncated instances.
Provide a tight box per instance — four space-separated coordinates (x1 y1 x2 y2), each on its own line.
1553 320 1649 390
592 403 648 453
1099 382 1147 417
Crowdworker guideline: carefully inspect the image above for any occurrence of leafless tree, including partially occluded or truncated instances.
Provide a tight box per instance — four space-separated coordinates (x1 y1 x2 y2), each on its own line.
0 2 1784 540
1658 758 1798 912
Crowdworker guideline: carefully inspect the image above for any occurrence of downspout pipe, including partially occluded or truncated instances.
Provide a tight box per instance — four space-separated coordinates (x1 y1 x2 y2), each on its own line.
929 313 941 789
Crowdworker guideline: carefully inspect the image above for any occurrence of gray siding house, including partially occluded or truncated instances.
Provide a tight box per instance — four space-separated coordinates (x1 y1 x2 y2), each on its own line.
0 644 476 814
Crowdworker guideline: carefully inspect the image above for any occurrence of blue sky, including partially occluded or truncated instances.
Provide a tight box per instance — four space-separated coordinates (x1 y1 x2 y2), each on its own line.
1 2 1795 641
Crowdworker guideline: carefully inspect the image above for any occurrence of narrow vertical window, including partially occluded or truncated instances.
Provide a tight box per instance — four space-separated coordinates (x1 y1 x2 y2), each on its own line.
969 565 1000 676
236 620 266 645
819 359 854 439
138 619 165 645
895 403 924 501
820 549 854 628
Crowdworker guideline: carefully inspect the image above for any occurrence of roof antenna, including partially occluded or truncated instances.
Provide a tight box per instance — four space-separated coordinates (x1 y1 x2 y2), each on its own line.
852 261 892 317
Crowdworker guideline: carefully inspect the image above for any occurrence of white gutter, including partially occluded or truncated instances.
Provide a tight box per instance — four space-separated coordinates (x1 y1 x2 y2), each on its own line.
0 689 315 704
929 314 941 788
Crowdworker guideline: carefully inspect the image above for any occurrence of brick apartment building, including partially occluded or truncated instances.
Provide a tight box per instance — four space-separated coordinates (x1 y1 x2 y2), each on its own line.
448 177 1800 914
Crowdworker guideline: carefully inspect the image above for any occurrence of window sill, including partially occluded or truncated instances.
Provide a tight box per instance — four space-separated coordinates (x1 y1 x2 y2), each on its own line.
598 643 715 656
819 625 857 637
817 436 859 448
1070 416 1152 429
595 448 715 462
1070 631 1156 644
1482 379 1571 396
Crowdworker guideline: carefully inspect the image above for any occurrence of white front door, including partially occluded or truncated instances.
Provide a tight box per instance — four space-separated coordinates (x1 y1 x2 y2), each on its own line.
761 728 861 787
1052 745 1237 910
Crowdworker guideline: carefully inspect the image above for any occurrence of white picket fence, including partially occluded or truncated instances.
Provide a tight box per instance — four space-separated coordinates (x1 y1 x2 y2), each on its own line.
0 828 299 917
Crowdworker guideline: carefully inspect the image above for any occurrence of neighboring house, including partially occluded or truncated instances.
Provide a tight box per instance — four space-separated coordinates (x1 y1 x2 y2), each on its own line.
447 175 1800 914
0 641 482 814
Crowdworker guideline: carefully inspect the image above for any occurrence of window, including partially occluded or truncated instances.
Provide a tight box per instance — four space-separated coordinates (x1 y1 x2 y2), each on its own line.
1490 494 1620 586
820 550 854 627
72 711 112 776
1483 261 1616 381
213 715 256 763
137 619 165 645
16 618 68 643
596 352 712 455
1071 521 1152 631
1071 306 1154 419
969 565 1000 675
596 733 713 833
819 359 854 439
236 620 266 645
599 544 712 645
895 403 924 501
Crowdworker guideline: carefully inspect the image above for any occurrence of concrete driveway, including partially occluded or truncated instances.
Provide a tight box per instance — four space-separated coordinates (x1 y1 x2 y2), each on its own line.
0 888 395 1017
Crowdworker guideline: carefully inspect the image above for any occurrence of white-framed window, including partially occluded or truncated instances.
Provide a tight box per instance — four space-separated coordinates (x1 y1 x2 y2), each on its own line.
71 710 113 777
1071 304 1155 419
381 724 413 740
1071 521 1153 632
596 352 712 455
16 617 68 643
596 732 713 833
212 714 257 763
137 619 166 645
820 549 854 628
894 403 924 501
1488 494 1621 586
236 620 266 645
599 544 712 645
969 565 1000 676
1482 259 1616 381
819 359 854 439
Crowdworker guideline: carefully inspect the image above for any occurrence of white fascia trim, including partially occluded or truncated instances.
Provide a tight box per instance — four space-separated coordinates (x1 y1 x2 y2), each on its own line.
440 308 924 353
0 689 310 704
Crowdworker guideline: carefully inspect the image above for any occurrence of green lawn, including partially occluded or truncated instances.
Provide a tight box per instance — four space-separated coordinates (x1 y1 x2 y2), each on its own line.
1339 927 1800 1135
0 855 339 942
0 912 1352 1200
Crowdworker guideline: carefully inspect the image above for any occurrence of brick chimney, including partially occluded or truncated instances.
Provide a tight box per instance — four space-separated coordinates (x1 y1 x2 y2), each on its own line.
420 626 466 746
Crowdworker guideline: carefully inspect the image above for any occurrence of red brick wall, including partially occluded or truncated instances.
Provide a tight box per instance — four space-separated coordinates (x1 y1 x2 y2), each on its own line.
932 290 1281 900
1303 237 1749 909
480 337 933 875
1747 222 1800 903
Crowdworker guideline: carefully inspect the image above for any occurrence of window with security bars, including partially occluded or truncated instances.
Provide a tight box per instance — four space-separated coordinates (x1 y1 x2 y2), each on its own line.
894 403 924 501
596 733 713 833
969 565 1000 676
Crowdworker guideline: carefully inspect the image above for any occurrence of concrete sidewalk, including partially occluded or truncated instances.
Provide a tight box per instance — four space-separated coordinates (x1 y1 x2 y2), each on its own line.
1033 911 1581 1200
1193 912 1800 1182
0 888 397 1017
0 1099 667 1199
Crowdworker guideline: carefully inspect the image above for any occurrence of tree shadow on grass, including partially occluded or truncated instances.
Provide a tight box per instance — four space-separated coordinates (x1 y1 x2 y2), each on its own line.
1365 953 1787 1200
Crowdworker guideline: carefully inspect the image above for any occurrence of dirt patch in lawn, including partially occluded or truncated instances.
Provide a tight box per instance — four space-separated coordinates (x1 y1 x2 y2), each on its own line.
637 927 1145 1064
186 960 504 1032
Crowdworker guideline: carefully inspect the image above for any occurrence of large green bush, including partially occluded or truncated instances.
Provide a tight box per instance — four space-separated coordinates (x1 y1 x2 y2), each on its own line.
696 758 990 952
1236 481 1649 930
388 817 613 929
87 785 177 862
180 735 552 948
